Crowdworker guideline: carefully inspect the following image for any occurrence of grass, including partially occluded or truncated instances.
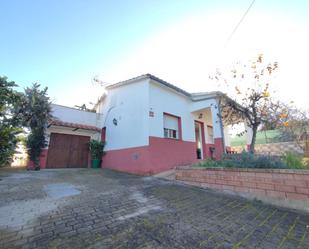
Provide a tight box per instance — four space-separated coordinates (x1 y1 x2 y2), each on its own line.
231 128 309 147
281 152 303 169
231 129 285 147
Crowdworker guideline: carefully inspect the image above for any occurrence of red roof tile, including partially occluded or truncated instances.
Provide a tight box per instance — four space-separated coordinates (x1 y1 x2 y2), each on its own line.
49 120 101 132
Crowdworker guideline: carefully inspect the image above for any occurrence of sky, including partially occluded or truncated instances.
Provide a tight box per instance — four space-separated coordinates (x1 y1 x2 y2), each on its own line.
1 0 308 108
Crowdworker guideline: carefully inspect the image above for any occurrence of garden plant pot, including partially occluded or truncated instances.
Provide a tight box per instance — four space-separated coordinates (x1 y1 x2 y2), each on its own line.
91 159 101 168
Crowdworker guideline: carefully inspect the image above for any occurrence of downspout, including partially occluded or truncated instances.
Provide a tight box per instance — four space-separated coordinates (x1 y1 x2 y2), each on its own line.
217 96 226 154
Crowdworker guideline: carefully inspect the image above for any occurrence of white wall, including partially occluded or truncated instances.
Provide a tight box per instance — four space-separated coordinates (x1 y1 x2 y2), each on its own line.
192 104 233 147
245 123 253 145
190 98 225 139
99 78 149 150
51 104 103 127
190 98 217 113
149 81 195 142
11 142 28 167
95 78 232 151
224 126 231 147
149 82 230 144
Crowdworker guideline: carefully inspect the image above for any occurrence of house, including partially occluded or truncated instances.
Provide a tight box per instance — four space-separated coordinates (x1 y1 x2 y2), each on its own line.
31 74 252 175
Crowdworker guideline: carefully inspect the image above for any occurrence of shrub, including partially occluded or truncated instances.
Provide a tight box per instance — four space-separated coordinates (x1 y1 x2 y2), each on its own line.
281 152 304 169
198 151 287 169
23 84 52 170
196 159 219 168
222 152 287 169
303 157 309 168
89 140 105 160
0 76 23 167
247 155 287 169
0 126 22 167
27 127 46 168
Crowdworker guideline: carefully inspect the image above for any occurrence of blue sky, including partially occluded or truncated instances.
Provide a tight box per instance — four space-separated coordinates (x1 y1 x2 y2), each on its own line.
1 0 308 107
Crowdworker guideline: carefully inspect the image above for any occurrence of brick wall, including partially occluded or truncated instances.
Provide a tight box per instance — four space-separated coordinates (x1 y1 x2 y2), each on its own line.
176 167 309 203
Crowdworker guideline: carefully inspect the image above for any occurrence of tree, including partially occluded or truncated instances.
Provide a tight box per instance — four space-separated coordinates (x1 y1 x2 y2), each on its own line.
211 54 279 153
22 84 52 170
270 103 309 156
0 76 23 167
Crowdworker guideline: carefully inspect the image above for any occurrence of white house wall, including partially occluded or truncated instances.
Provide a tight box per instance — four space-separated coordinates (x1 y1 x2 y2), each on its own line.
190 98 224 138
190 98 217 113
51 104 103 127
149 81 195 142
224 126 231 147
99 79 149 150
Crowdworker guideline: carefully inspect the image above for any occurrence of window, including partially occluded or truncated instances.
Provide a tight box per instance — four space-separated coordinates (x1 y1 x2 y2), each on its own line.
163 113 180 139
164 128 177 139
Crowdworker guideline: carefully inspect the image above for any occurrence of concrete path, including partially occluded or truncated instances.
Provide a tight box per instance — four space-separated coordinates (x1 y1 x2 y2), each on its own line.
153 168 176 180
0 168 308 249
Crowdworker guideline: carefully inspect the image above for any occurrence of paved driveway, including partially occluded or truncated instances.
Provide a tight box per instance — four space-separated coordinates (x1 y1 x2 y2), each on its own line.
0 168 308 249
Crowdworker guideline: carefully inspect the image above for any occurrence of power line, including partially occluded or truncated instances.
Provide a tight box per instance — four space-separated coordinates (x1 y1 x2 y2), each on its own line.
225 0 256 47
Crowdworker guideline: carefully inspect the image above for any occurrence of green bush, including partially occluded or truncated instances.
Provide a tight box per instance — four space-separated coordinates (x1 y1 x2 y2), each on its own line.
89 140 105 160
0 126 22 167
0 76 23 167
281 152 303 169
197 151 287 169
23 84 52 170
196 159 220 168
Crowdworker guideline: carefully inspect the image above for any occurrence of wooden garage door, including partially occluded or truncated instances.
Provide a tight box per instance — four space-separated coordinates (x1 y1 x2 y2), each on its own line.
46 133 90 168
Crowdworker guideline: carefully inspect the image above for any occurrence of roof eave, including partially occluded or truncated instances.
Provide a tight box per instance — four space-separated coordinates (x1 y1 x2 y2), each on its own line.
105 74 149 90
190 91 225 101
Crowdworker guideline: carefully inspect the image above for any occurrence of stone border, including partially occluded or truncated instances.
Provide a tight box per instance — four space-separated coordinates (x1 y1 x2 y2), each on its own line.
177 165 309 174
176 166 309 212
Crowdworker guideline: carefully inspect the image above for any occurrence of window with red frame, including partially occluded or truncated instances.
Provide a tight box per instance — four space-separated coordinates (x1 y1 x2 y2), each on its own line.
163 113 180 139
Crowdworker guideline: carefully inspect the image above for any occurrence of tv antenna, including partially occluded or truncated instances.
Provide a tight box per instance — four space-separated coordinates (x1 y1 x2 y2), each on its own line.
91 75 110 88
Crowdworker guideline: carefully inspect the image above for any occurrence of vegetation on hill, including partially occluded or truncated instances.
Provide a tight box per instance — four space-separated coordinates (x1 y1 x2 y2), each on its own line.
231 127 309 147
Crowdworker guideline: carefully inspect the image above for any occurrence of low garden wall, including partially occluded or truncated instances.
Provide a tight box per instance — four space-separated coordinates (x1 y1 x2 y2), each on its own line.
176 166 309 212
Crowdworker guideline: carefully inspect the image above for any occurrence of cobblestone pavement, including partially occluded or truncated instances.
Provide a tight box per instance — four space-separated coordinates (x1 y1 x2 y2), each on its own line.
0 168 309 249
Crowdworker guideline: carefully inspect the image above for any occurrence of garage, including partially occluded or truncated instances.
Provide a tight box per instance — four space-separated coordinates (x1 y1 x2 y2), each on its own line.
46 133 90 168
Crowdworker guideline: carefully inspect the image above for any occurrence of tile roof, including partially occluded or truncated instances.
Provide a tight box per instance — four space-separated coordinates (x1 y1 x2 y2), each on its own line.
49 120 101 132
106 74 192 97
105 73 224 100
